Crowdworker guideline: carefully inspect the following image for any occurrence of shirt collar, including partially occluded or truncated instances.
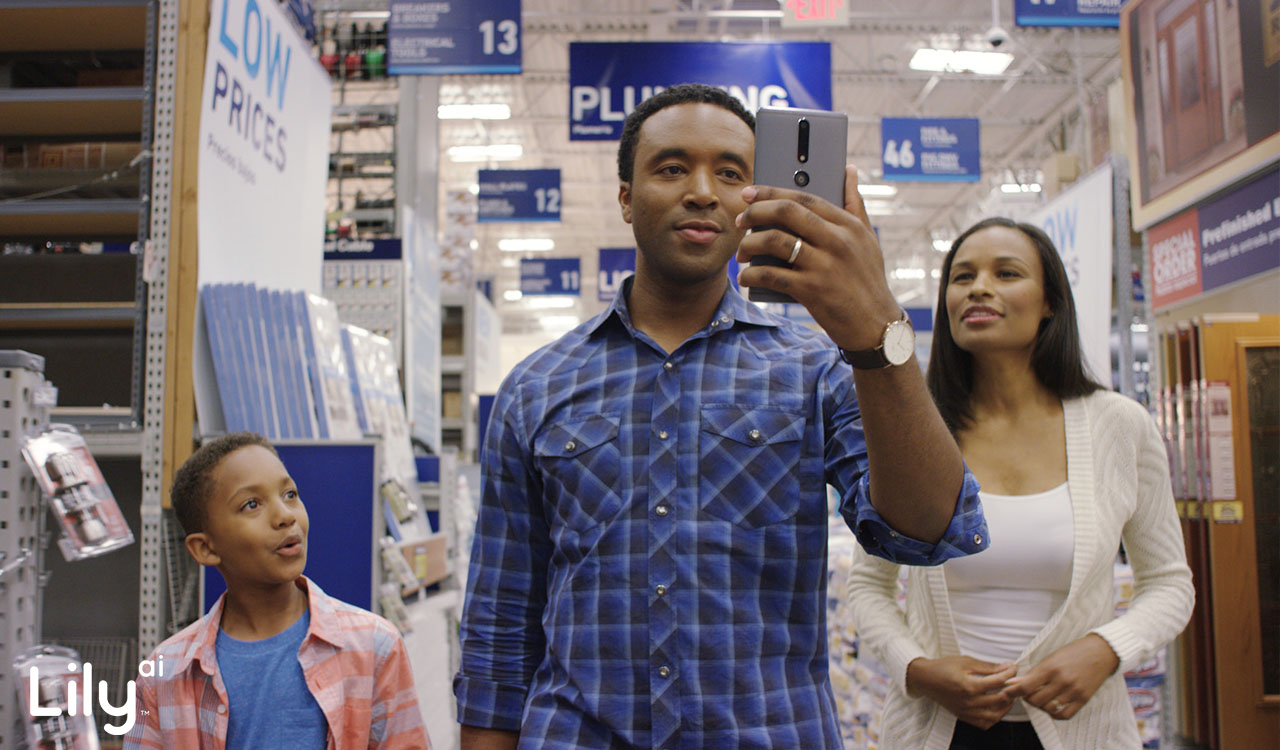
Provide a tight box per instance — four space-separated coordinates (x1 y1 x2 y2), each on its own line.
586 274 781 339
179 576 340 676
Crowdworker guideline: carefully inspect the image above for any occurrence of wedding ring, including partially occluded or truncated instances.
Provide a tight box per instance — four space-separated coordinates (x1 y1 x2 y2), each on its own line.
787 236 803 265
1050 701 1064 714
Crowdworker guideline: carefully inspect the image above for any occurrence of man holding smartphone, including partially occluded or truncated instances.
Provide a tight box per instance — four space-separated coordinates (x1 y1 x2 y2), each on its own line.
454 83 986 750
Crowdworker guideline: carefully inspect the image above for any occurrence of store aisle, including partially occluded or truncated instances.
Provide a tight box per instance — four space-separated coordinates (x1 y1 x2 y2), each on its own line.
404 591 461 750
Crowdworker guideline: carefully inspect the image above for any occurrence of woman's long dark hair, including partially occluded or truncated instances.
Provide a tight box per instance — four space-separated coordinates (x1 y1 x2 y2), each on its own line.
926 217 1103 433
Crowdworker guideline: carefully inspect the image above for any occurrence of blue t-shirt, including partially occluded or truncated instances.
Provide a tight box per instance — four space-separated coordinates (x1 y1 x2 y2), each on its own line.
216 608 328 749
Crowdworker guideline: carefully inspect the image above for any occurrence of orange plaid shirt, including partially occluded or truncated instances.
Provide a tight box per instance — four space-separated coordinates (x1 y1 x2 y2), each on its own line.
123 576 429 749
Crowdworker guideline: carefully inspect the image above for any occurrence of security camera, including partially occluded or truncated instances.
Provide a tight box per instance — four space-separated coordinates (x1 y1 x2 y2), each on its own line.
985 26 1010 48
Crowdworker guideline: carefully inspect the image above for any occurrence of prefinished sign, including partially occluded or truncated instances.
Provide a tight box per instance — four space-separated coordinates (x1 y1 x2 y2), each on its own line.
478 169 561 222
568 41 832 141
388 0 521 75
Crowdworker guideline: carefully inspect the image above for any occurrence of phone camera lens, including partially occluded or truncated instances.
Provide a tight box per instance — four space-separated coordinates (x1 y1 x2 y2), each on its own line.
794 170 810 187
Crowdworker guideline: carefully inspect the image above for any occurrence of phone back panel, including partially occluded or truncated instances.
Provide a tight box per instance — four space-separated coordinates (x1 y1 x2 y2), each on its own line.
753 107 847 208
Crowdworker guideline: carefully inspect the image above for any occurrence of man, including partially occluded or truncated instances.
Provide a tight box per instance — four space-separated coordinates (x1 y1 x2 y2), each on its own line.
454 83 986 750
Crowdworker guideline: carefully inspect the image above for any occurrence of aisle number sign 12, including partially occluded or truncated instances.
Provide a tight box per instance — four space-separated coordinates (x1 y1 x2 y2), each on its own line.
880 117 981 182
478 169 561 222
387 0 521 75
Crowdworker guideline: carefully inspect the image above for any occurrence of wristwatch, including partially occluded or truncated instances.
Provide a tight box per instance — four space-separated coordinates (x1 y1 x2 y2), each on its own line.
838 310 915 369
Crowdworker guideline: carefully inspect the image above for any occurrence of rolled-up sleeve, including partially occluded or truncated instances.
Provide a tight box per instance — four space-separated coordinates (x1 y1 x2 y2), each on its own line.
820 355 987 565
841 469 987 565
453 380 551 730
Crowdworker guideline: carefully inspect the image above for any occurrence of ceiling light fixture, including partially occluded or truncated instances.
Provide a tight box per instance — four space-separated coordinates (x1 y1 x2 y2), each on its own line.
503 289 523 301
909 48 1014 75
933 239 953 252
857 184 898 198
498 238 555 252
1000 182 1042 193
524 296 577 310
446 144 523 162
438 103 511 120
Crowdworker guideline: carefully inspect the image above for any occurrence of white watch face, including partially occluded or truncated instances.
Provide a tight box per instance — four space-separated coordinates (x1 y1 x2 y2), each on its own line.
883 320 915 365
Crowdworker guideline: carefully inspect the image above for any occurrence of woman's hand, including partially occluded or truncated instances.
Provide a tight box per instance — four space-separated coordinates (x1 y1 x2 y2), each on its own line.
1001 633 1120 720
905 656 1018 729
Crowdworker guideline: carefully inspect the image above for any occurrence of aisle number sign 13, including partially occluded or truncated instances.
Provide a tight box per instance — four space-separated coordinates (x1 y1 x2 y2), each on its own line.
388 0 521 75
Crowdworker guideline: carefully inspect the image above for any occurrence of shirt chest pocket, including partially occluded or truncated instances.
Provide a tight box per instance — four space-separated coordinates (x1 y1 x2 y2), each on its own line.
534 414 624 531
698 405 810 528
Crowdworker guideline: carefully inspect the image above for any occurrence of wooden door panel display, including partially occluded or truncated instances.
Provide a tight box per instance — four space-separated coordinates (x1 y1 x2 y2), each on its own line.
1195 314 1280 748
1242 346 1279 699
1154 0 1225 172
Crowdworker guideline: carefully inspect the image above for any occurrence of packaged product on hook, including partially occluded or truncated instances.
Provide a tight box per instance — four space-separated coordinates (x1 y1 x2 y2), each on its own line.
13 645 103 750
20 424 135 561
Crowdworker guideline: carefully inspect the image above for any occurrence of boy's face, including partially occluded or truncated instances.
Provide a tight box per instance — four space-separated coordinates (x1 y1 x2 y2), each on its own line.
184 445 309 588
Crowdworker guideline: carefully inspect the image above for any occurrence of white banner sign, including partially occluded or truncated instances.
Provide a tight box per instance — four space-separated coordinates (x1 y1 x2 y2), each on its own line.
198 0 331 293
1028 163 1114 385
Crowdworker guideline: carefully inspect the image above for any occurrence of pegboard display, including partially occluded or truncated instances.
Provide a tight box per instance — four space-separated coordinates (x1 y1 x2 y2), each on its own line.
0 351 53 749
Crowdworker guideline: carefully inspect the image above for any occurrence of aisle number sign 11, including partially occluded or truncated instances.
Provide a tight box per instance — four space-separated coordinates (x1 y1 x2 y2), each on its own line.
880 117 981 182
521 258 581 296
387 0 521 75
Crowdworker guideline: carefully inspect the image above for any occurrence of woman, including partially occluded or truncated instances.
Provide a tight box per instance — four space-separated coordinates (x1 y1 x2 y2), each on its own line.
846 218 1193 750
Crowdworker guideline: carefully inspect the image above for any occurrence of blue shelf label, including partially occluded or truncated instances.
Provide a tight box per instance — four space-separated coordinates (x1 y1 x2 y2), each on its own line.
478 169 561 222
521 257 581 296
881 117 981 183
388 0 521 75
568 41 832 141
323 238 402 260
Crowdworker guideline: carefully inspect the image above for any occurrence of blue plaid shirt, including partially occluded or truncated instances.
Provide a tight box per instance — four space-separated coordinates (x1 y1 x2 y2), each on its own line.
455 280 986 749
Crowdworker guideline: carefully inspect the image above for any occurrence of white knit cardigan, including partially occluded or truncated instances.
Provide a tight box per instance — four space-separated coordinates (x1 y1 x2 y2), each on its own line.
846 391 1194 750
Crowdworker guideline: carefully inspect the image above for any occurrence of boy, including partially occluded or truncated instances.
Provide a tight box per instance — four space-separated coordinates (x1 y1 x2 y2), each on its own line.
125 432 430 749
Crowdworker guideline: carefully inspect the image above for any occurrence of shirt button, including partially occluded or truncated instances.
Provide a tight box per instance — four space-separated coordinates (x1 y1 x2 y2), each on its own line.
889 530 898 538
720 316 729 323
974 533 984 546
655 505 669 517
656 584 667 596
658 666 671 678
564 440 576 452
711 320 719 327
663 361 674 371
748 428 762 442
657 430 669 440
217 704 227 714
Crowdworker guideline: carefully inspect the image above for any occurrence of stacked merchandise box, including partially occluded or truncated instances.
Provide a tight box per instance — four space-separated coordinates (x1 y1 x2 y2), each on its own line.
1114 557 1165 749
828 515 896 750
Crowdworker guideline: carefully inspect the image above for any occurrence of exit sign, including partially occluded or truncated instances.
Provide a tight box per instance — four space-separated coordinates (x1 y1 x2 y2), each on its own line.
780 0 848 28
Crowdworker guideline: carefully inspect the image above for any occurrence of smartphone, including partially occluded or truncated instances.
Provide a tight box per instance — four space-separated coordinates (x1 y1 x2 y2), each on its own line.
748 107 848 304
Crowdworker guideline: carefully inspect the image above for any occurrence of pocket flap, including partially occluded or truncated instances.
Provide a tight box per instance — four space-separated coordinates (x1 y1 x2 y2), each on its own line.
700 405 804 447
535 414 621 458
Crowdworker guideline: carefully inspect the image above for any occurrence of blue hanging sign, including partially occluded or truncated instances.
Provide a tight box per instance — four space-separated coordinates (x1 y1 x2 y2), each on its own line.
478 169 561 222
568 42 832 141
387 0 521 75
1014 0 1125 28
597 247 635 302
521 257 581 296
880 118 981 183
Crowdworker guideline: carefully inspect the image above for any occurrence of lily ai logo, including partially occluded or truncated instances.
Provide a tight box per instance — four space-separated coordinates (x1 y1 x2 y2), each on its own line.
27 656 162 735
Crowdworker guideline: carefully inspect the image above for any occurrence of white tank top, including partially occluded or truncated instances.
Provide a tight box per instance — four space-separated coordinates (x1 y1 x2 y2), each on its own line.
944 482 1074 721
